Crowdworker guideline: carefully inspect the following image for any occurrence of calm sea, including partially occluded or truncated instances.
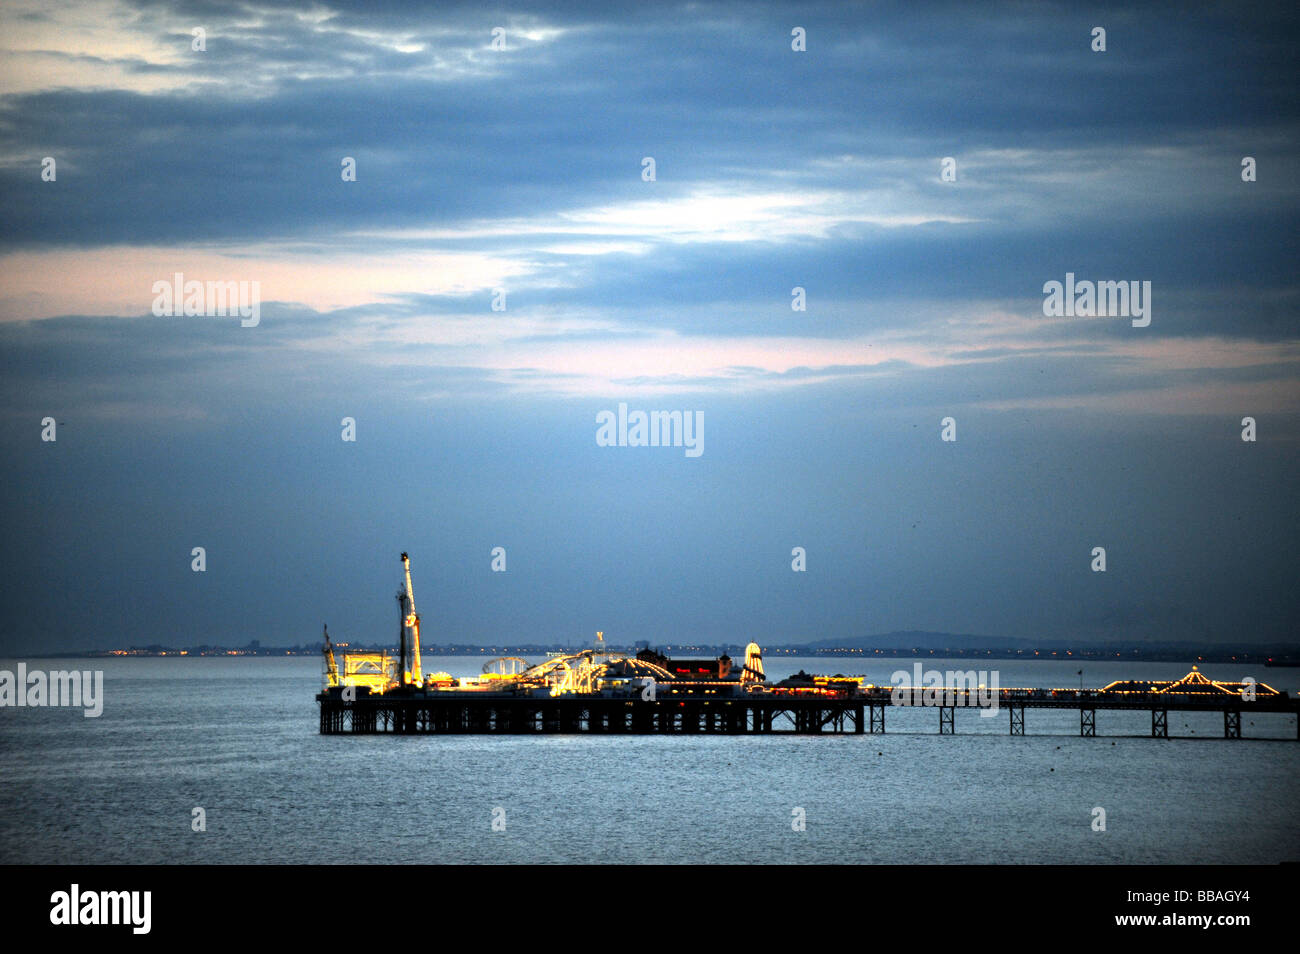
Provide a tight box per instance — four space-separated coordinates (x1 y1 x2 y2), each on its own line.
1 656 1297 864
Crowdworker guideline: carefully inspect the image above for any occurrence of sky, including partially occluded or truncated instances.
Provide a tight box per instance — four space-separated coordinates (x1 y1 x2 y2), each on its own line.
0 0 1297 654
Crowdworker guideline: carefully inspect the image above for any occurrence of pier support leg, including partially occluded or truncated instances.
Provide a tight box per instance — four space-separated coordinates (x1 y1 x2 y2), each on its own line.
1080 708 1096 738
1009 704 1024 736
939 705 955 735
854 704 865 734
1224 710 1241 739
1152 708 1168 739
870 704 885 734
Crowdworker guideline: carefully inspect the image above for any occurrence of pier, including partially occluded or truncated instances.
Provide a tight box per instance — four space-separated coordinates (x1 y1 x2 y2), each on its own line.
318 556 1299 741
318 674 1300 740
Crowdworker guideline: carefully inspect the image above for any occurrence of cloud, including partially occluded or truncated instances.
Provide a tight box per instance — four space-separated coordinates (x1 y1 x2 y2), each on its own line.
1 0 1298 650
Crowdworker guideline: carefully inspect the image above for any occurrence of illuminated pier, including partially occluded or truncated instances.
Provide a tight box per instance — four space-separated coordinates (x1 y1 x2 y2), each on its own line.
317 555 1300 740
318 660 1300 740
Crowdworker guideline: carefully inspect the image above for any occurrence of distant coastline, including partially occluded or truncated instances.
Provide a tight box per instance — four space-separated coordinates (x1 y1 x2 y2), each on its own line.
15 634 1300 666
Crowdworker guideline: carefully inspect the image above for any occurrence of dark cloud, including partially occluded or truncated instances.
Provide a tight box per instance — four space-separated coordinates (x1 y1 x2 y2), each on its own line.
1 1 1298 652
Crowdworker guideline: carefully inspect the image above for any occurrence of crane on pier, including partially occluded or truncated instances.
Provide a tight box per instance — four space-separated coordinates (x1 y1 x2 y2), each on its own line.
322 623 339 689
401 552 423 687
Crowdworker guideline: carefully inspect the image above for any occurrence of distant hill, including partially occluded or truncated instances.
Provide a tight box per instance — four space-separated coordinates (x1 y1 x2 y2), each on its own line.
795 631 1300 655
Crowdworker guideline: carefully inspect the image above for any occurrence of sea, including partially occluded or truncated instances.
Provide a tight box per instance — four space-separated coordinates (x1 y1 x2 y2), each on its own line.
1 656 1297 864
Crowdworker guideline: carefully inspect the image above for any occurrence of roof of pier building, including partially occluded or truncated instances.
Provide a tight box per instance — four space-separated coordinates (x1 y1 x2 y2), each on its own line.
1101 666 1281 697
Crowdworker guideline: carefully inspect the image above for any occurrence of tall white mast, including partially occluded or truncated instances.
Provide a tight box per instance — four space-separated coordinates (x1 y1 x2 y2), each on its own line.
401 552 423 686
